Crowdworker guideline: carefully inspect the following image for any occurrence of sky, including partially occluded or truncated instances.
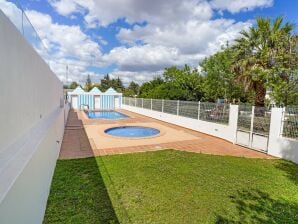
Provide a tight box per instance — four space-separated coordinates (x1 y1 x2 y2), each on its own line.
0 0 297 85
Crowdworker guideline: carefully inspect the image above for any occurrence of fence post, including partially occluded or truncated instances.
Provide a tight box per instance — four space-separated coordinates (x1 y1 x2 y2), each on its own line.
135 97 137 107
198 101 201 120
229 104 239 144
162 99 164 113
151 99 153 110
129 97 131 106
177 100 180 116
142 98 144 108
267 107 286 159
249 106 255 148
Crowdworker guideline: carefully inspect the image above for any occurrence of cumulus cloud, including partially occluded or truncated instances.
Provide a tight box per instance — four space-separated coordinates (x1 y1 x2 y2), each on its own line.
25 10 107 82
49 0 213 27
210 0 273 14
117 19 251 55
110 71 163 86
1 0 275 84
25 10 103 62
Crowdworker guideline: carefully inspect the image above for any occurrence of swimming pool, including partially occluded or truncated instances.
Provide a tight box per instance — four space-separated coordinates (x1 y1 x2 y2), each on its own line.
86 111 129 119
105 126 160 138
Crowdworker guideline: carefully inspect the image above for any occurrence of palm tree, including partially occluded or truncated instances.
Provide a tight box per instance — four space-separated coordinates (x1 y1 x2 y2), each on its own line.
232 16 295 107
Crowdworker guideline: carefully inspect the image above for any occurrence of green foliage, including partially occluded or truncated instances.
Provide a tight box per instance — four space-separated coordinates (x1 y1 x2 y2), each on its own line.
139 76 165 98
232 16 297 106
92 74 124 93
69 81 79 89
123 81 140 96
139 66 204 101
84 74 92 91
200 46 249 102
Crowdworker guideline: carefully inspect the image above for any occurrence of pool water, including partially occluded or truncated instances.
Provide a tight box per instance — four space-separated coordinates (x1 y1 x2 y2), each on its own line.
87 111 128 119
105 126 160 138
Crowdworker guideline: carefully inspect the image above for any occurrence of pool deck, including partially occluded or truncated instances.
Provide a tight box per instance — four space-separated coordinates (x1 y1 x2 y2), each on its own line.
59 109 274 160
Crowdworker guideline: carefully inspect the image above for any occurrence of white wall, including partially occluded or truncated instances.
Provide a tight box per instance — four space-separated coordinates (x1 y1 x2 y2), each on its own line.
124 103 298 164
268 108 298 163
122 104 239 143
0 11 68 223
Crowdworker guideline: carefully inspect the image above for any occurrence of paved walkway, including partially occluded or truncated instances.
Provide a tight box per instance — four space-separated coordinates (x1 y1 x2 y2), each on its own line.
59 109 273 160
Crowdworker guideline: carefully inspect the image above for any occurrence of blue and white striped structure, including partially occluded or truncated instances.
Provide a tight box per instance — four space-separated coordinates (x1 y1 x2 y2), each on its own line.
68 86 122 110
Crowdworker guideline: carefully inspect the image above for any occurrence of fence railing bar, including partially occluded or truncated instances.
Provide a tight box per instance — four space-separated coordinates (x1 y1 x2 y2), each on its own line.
249 106 255 148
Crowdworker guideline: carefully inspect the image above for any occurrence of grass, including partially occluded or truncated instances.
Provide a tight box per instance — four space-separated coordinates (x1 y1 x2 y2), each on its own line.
43 150 298 224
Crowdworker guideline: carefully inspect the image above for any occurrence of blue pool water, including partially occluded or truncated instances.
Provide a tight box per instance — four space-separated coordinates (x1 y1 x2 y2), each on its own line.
105 126 160 138
87 111 129 119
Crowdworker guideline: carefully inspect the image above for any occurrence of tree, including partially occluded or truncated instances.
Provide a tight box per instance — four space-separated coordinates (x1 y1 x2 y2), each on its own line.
232 16 296 107
69 81 79 89
84 74 92 91
139 77 165 98
200 45 249 103
100 74 112 91
115 77 124 92
163 65 204 101
128 81 140 95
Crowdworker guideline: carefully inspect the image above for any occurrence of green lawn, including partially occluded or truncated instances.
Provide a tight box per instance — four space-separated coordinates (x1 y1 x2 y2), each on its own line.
44 150 298 224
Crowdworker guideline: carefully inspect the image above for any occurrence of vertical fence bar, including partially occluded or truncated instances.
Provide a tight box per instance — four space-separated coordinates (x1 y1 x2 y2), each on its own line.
280 107 286 137
142 98 144 108
151 99 153 110
249 106 255 148
198 101 201 120
135 97 137 107
177 100 180 116
162 99 164 113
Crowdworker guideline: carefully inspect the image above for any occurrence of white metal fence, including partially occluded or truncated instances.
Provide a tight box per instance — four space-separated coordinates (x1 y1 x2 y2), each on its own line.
282 107 298 140
123 97 298 142
123 97 230 125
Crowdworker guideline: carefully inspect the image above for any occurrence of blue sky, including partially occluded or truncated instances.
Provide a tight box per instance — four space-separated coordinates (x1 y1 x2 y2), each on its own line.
1 0 298 85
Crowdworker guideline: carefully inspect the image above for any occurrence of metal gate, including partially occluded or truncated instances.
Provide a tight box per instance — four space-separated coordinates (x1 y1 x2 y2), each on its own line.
236 105 271 152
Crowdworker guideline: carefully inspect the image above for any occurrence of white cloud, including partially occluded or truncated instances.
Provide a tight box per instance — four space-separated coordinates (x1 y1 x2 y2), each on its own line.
1 0 274 84
105 44 207 73
25 10 103 62
49 0 213 27
210 0 273 14
48 0 93 16
23 10 107 82
117 19 251 55
110 71 163 86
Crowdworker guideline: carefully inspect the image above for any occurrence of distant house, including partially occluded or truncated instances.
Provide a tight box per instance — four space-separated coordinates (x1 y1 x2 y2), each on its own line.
68 86 122 110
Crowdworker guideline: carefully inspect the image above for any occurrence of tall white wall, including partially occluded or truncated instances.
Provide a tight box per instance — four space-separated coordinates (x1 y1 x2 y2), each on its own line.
0 11 67 223
268 108 298 163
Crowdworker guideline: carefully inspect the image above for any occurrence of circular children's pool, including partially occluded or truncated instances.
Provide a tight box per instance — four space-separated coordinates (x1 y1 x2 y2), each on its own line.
105 126 160 138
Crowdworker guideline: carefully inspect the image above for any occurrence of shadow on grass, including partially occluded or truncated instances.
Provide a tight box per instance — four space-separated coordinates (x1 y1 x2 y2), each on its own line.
43 110 119 223
216 189 298 224
275 157 298 186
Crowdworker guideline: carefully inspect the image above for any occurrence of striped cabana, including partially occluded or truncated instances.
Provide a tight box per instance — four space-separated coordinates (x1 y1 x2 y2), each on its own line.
68 86 122 110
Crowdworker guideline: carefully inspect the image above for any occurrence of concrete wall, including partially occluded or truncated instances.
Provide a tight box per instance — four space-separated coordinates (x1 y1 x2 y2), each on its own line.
268 108 298 163
122 104 239 143
124 104 298 164
0 11 67 223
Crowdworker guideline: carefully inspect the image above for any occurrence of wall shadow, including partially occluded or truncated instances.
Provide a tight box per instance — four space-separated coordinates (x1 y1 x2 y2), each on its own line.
215 189 298 224
274 158 298 185
44 110 120 223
